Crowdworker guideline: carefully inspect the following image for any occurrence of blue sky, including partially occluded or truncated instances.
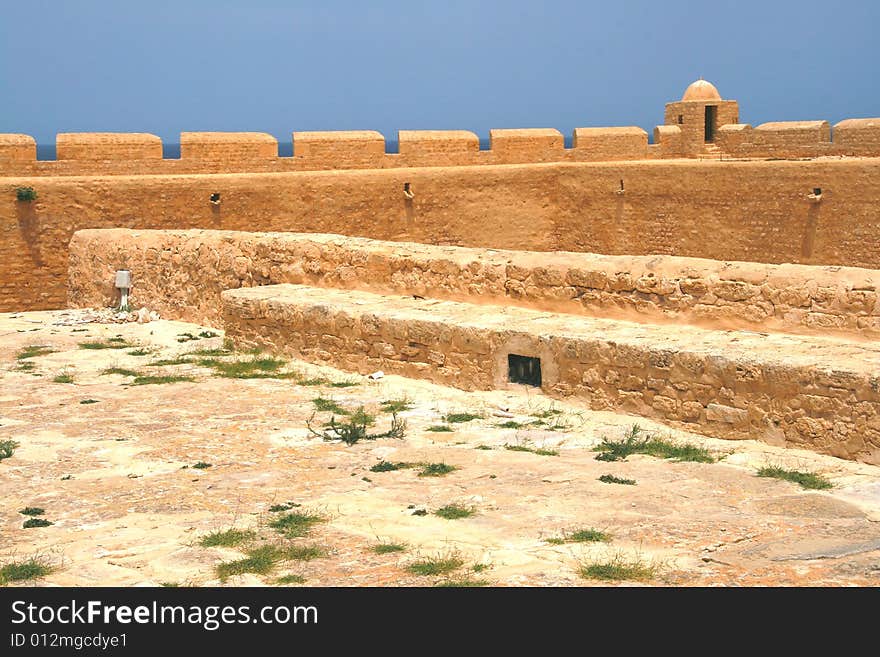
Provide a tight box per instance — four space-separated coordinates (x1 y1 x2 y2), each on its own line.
1 0 878 145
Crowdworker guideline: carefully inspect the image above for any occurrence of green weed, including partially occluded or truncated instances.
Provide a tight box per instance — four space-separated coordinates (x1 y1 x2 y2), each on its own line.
199 529 256 548
268 511 325 538
435 504 475 520
0 440 19 461
595 424 713 463
598 474 637 486
0 557 52 584
757 466 832 490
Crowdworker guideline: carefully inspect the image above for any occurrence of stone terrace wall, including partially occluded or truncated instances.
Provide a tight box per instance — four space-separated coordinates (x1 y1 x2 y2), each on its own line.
68 229 880 338
222 284 880 464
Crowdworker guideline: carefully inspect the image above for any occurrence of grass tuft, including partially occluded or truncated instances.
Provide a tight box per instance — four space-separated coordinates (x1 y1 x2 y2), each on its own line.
0 439 19 461
130 375 195 386
757 466 832 490
148 356 191 366
189 348 231 357
546 527 611 545
199 529 256 548
268 503 300 513
216 545 282 580
406 553 465 576
0 557 52 584
369 460 413 473
579 553 656 582
22 518 54 529
594 424 713 463
371 542 407 555
297 378 327 386
435 504 475 520
102 367 140 377
284 544 329 561
276 574 306 585
598 474 637 486
312 397 349 415
443 412 482 424
52 372 74 384
16 345 55 360
19 507 45 516
426 425 453 432
268 511 325 538
380 397 413 413
192 462 212 469
79 340 133 350
531 405 563 419
504 443 558 456
434 578 490 587
268 503 300 512
210 356 295 380
417 462 458 477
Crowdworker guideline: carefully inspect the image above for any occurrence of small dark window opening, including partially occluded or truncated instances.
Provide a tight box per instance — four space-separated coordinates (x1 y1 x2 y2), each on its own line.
813 187 822 196
619 179 625 192
209 193 221 203
403 182 411 193
677 114 684 125
508 354 542 387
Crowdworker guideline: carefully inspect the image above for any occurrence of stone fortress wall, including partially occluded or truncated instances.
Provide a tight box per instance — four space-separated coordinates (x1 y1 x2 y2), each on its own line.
67 229 880 464
4 157 880 311
5 78 880 464
1 117 879 177
68 229 880 340
2 78 880 312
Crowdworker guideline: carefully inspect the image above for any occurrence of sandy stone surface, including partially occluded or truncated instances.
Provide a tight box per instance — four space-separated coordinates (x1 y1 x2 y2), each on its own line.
2 310 879 587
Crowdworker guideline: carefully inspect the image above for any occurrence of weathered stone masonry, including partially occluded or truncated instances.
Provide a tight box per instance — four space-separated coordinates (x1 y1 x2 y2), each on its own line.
69 229 880 339
3 78 880 312
222 284 880 465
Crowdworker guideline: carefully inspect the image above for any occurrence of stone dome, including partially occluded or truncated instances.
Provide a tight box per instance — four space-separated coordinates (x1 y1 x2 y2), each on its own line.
682 79 721 101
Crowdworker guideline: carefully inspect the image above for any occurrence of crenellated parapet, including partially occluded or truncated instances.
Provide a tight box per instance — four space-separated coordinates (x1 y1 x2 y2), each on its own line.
0 134 37 163
2 78 880 177
0 125 661 176
716 121 833 158
56 133 163 161
180 131 278 163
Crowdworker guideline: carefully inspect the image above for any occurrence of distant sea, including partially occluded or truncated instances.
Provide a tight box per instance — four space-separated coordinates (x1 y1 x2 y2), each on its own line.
35 136 576 161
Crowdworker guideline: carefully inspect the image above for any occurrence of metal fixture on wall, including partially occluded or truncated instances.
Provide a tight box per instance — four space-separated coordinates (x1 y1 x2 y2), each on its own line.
115 269 131 312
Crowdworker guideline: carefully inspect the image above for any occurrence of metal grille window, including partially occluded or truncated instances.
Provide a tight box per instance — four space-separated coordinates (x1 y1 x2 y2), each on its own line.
508 354 541 387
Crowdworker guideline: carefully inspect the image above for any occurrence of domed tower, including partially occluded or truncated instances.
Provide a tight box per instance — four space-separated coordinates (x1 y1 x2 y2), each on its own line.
664 79 739 155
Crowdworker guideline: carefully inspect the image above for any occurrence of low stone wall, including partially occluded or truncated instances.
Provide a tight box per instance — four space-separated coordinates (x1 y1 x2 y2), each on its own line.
222 284 880 464
69 229 880 338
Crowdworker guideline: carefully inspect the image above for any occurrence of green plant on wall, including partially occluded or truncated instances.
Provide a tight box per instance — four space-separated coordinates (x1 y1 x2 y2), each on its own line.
15 186 38 202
